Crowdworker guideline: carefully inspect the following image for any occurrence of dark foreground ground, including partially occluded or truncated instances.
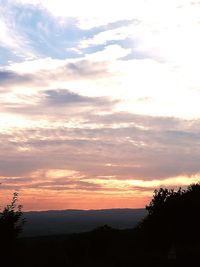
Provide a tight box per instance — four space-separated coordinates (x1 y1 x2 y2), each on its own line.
14 226 200 267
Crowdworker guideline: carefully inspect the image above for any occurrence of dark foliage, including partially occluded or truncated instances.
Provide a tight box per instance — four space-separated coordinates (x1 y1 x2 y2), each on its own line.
0 192 25 263
137 183 200 265
0 193 25 238
13 183 200 267
138 183 200 240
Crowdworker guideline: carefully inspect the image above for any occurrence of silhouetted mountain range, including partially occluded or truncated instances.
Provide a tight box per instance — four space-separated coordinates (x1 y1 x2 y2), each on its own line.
22 208 146 237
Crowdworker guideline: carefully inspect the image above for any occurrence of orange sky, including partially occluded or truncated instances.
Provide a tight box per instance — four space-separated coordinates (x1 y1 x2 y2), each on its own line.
1 0 200 211
1 174 199 211
0 190 151 211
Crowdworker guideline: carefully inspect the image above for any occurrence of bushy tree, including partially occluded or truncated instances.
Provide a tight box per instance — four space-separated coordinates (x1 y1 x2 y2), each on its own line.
0 192 25 251
138 183 200 249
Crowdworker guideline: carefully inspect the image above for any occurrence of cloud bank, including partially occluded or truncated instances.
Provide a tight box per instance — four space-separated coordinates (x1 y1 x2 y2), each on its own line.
0 0 200 210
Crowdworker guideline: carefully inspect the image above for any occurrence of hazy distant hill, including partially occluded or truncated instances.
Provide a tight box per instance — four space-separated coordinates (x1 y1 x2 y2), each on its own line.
22 208 146 237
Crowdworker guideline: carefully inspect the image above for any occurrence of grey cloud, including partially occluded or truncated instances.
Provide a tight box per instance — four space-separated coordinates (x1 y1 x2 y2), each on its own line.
0 177 32 190
0 176 102 191
1 89 117 117
65 60 109 78
0 70 32 88
0 69 50 91
0 177 31 183
0 60 109 92
85 112 185 129
0 184 22 190
0 158 45 177
44 89 117 107
27 179 102 191
45 89 91 105
0 114 200 181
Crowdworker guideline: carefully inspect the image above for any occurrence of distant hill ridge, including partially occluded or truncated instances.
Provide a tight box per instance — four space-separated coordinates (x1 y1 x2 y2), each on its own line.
22 208 146 237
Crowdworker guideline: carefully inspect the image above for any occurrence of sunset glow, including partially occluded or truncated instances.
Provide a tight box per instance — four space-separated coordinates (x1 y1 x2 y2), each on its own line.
0 0 200 210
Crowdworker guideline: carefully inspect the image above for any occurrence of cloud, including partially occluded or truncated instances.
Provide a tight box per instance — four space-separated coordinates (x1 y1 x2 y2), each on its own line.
0 59 110 99
14 0 142 29
1 112 199 210
0 1 135 62
0 113 200 182
0 88 117 118
1 0 200 209
3 59 109 82
79 22 137 48
0 2 37 59
0 70 32 87
44 89 117 107
64 60 110 77
3 0 200 65
12 0 200 63
3 43 200 119
45 89 96 105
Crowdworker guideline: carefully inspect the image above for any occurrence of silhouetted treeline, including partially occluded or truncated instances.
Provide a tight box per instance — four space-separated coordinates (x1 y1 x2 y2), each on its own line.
135 183 200 266
2 183 200 266
138 184 200 243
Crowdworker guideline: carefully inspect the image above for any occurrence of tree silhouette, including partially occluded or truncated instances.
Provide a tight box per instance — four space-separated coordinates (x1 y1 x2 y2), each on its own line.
0 192 25 262
137 183 200 265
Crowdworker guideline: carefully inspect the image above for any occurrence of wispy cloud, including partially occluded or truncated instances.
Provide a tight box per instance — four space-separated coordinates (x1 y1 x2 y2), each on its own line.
0 114 200 180
0 2 38 59
1 0 200 210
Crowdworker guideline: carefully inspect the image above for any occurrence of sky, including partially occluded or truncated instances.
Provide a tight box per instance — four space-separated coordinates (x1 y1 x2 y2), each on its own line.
0 0 200 211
